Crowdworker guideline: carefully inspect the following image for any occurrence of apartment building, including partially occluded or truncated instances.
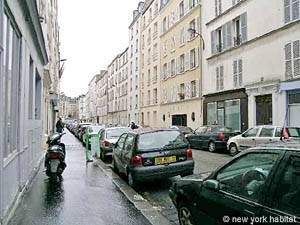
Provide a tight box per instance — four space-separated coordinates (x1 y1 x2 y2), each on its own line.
59 93 79 119
128 2 144 125
139 0 161 127
159 0 202 130
0 0 50 223
202 0 300 130
96 70 108 124
107 48 129 125
87 74 101 123
78 95 87 122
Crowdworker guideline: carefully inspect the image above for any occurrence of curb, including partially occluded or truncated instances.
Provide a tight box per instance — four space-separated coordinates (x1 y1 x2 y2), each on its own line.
92 158 174 225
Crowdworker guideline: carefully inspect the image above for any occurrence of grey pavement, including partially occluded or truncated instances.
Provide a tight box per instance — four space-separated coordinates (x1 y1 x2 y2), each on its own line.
8 131 150 225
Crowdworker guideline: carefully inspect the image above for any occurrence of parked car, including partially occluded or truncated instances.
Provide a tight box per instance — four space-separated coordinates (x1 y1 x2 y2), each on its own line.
82 125 105 146
74 123 91 138
186 126 240 152
98 127 131 161
112 129 194 188
170 140 300 225
227 126 300 156
170 126 194 136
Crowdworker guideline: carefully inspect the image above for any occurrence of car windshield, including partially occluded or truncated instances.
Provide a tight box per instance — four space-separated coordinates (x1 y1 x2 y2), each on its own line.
90 126 103 133
137 130 189 151
178 126 193 133
106 128 130 139
196 126 208 133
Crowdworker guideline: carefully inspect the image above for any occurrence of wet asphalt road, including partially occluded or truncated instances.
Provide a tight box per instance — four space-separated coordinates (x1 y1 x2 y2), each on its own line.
8 132 150 225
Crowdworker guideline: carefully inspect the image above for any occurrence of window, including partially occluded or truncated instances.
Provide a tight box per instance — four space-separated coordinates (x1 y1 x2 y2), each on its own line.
189 0 196 9
234 17 241 46
153 66 158 82
153 88 158 104
215 0 222 16
191 80 196 97
171 59 175 75
216 152 279 201
147 90 150 105
162 17 167 33
285 40 300 79
271 156 300 217
216 65 224 91
163 40 167 56
148 28 151 45
163 63 168 79
179 83 185 100
259 128 275 137
179 1 184 18
180 54 185 72
243 127 260 137
3 13 21 158
147 48 151 65
135 39 138 53
284 0 300 24
233 59 243 87
190 49 196 68
142 35 145 49
171 36 176 51
147 69 151 85
207 102 217 125
149 8 152 23
225 100 241 131
153 43 158 60
115 133 127 152
135 57 138 71
189 19 196 39
154 22 158 38
180 28 185 46
124 134 135 152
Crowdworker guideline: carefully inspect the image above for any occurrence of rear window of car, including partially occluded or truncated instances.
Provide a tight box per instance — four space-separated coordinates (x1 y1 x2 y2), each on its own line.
137 130 189 151
288 128 300 137
106 128 131 139
90 126 103 133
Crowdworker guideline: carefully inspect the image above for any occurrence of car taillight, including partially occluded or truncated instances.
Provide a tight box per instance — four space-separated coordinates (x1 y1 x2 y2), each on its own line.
283 127 289 139
47 152 63 159
132 155 143 167
217 133 225 141
102 140 110 147
186 149 193 158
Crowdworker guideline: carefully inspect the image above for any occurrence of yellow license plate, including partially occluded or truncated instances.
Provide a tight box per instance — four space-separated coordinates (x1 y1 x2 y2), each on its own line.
155 156 176 165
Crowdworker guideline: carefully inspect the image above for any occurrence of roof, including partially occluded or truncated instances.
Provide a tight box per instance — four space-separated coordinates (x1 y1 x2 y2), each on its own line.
251 139 300 151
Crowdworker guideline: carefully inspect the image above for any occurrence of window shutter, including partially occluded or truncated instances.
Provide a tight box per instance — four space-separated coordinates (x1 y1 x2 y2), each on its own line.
184 0 189 15
292 0 299 21
226 22 232 48
284 0 291 23
185 52 190 71
220 65 224 90
293 40 300 77
238 59 243 86
241 12 247 43
195 80 200 97
222 24 227 49
211 31 216 54
233 60 238 88
285 43 293 79
195 47 199 67
216 67 220 90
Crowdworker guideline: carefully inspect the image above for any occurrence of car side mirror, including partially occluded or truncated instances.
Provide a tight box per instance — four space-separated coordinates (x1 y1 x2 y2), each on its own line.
203 179 220 191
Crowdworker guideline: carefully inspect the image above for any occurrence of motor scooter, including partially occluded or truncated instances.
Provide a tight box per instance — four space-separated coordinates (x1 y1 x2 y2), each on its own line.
45 132 67 182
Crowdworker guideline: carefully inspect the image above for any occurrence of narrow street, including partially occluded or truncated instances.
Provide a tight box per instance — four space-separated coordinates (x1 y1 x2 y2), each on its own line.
8 132 150 225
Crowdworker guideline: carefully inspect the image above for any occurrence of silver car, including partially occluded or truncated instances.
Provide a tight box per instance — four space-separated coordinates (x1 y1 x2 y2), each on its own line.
227 125 300 156
98 127 131 161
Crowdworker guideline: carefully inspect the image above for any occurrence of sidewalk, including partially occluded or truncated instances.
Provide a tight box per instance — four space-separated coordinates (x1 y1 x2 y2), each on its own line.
8 131 150 225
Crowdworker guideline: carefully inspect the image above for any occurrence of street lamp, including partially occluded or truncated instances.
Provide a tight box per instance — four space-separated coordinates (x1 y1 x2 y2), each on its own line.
188 28 205 50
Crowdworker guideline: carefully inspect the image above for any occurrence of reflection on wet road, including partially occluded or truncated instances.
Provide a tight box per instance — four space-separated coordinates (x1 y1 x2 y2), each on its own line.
8 132 150 225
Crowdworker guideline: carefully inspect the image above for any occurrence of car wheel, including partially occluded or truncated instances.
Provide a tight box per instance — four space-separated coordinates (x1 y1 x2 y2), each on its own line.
208 141 216 153
128 171 138 188
178 202 196 225
229 143 238 156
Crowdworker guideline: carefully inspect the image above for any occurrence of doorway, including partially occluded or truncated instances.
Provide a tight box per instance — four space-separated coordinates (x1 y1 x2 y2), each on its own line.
172 114 187 126
256 94 272 125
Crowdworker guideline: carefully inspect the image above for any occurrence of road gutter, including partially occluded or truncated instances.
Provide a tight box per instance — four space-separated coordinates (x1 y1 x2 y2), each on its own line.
93 158 174 225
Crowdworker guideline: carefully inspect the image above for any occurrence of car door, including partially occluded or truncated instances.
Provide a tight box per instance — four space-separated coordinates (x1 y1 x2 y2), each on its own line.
238 127 261 150
255 127 275 146
196 151 281 224
113 133 127 174
260 152 300 224
121 134 135 174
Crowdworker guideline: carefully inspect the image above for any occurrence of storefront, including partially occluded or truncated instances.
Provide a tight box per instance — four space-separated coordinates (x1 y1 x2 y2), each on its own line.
203 89 248 132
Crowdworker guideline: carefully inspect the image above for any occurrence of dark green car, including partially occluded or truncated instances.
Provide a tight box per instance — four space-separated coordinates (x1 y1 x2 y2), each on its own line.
186 126 240 152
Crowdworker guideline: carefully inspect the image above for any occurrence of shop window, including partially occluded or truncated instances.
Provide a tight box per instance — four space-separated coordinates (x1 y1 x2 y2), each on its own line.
225 100 241 131
207 102 217 125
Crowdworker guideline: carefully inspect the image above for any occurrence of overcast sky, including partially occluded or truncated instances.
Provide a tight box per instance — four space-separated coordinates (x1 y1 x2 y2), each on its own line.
58 0 141 97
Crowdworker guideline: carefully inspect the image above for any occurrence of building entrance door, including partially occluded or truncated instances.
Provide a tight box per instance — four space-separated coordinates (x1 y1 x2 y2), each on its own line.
256 94 272 125
172 114 187 126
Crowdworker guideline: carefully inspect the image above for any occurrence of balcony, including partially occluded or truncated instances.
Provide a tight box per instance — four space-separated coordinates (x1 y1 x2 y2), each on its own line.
234 35 242 47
